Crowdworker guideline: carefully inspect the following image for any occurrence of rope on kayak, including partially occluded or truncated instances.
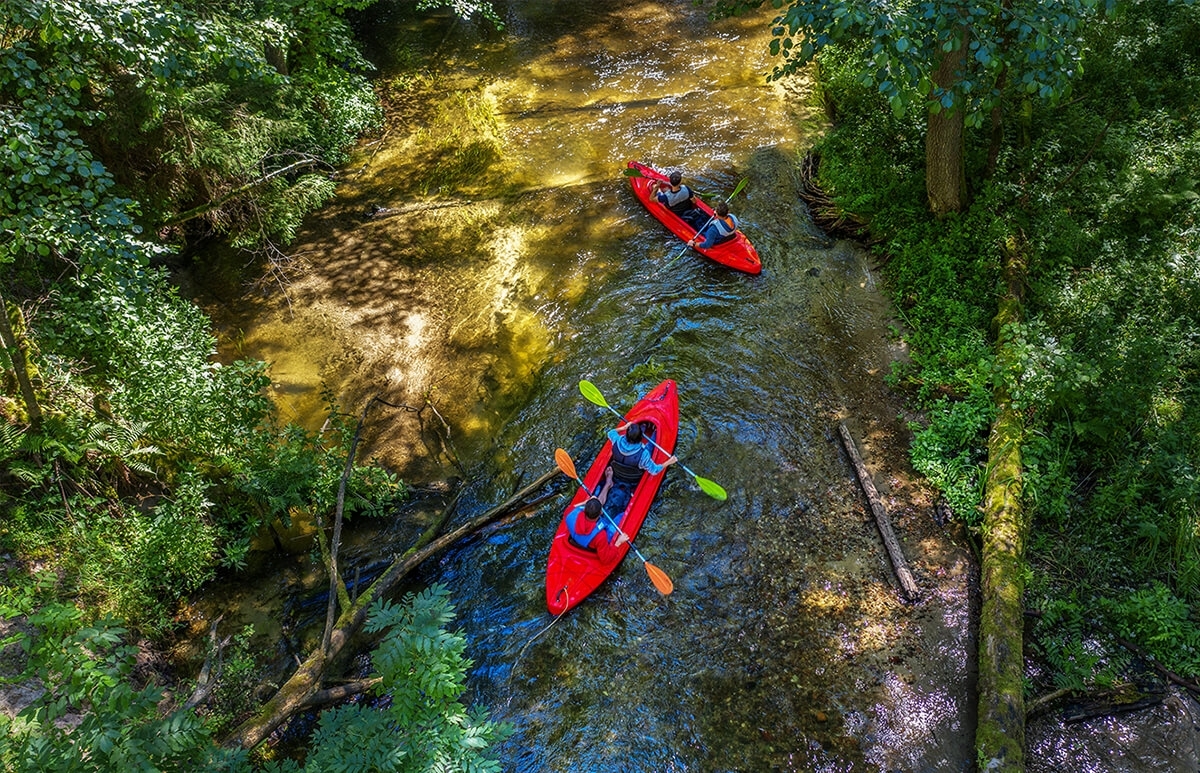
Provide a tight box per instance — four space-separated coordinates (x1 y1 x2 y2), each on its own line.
506 590 570 698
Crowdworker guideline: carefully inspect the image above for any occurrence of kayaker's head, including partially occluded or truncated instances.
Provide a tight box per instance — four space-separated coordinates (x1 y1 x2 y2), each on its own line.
584 497 602 520
668 171 682 188
624 422 644 444
715 201 730 217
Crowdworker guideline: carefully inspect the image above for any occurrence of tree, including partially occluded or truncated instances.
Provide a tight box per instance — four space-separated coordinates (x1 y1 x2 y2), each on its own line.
714 0 1108 216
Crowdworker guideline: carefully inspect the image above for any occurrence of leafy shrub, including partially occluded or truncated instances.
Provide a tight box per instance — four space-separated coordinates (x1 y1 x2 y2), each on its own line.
0 576 250 772
1101 583 1200 677
263 584 509 773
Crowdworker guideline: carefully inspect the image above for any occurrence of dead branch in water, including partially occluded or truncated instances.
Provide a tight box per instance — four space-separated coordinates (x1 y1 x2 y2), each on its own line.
837 422 920 601
798 151 879 245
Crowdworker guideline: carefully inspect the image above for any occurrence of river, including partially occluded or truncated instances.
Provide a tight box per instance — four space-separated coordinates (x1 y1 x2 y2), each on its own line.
184 0 980 769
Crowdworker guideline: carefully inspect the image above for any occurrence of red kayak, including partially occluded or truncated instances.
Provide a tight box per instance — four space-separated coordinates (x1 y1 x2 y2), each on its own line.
627 160 761 275
545 379 679 615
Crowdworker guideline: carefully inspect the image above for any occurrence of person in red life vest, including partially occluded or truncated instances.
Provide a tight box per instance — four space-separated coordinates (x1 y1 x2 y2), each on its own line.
687 200 741 250
603 421 677 519
565 468 627 562
650 171 709 230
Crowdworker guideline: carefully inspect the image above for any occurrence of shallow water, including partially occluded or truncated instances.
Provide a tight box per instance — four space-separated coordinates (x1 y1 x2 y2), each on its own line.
186 0 978 769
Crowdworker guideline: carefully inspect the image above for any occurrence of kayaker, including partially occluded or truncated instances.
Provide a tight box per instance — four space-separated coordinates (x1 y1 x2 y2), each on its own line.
687 201 741 250
565 470 627 559
651 172 708 229
604 421 677 517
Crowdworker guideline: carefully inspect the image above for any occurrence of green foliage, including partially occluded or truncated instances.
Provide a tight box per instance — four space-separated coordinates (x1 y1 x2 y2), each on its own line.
197 625 262 738
2 580 505 773
0 392 404 632
0 0 382 257
417 0 504 29
265 584 509 773
909 392 992 524
0 576 251 773
717 0 1108 125
812 0 1200 690
1028 593 1130 691
1102 583 1200 677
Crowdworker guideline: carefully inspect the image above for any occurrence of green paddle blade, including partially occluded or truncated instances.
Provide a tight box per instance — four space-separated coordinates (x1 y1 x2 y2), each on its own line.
728 177 748 200
622 167 646 177
578 380 610 409
694 475 728 501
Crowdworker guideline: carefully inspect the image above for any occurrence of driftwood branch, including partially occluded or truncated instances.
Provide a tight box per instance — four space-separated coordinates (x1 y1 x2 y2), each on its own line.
182 615 231 711
323 396 380 651
301 677 383 710
222 466 561 751
837 422 920 600
160 158 321 228
1025 687 1075 717
1116 635 1200 700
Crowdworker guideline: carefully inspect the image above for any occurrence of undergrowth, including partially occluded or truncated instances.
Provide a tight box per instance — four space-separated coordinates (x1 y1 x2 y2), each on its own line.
811 1 1200 693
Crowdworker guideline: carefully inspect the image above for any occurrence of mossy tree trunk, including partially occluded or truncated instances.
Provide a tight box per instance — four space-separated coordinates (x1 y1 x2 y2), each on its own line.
975 236 1029 770
0 287 43 430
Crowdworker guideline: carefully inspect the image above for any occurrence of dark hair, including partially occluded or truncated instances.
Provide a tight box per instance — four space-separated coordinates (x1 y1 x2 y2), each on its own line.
669 172 682 186
584 497 602 518
715 201 730 217
625 423 643 443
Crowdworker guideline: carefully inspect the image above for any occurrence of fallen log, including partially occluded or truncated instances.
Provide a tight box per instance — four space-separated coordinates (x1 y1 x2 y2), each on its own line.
975 234 1030 772
1115 635 1200 701
837 422 920 601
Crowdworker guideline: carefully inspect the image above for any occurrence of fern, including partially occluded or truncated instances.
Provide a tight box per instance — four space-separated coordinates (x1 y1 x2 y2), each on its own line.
281 584 509 773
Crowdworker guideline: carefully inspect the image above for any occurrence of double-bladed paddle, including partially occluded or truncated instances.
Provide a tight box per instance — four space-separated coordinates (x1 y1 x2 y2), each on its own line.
554 448 673 596
578 380 728 501
668 176 749 263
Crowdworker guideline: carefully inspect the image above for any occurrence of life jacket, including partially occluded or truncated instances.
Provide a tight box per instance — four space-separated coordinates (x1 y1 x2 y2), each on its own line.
566 504 605 549
658 185 697 214
712 214 737 240
609 435 649 483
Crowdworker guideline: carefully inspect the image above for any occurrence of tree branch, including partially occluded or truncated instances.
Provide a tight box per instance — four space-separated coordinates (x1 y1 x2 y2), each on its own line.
159 158 321 228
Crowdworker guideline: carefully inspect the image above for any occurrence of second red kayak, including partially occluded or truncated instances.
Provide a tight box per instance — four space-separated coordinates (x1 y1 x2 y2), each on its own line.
545 379 679 615
627 160 761 275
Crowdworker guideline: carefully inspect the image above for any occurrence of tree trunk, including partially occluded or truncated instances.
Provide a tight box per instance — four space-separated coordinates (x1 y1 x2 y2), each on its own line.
975 235 1028 771
223 467 560 750
926 33 967 217
0 287 43 430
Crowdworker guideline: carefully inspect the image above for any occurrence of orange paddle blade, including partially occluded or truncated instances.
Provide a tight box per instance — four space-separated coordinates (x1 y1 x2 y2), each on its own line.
644 562 674 595
554 448 578 480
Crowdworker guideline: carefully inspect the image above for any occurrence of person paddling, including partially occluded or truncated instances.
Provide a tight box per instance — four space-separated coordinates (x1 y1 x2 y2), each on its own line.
604 421 677 517
687 200 741 250
565 469 626 561
651 171 708 229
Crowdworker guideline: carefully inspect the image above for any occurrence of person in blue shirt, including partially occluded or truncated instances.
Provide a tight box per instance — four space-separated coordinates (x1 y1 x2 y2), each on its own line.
651 172 709 230
603 421 677 517
565 470 626 559
687 200 741 250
